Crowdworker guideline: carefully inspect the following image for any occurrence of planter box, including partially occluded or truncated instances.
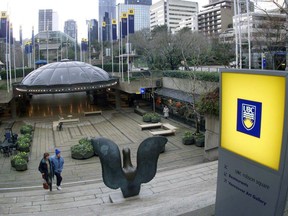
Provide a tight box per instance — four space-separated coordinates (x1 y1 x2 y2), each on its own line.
182 137 195 145
143 116 151 122
71 151 94 160
204 115 219 161
151 117 161 123
15 163 28 171
195 136 205 147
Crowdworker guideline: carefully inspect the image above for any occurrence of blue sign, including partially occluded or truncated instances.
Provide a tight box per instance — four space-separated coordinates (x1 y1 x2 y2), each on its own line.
262 58 266 69
140 88 145 94
237 99 262 138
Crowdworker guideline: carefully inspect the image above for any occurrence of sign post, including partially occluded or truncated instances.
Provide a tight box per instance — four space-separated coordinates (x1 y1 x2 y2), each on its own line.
215 69 288 216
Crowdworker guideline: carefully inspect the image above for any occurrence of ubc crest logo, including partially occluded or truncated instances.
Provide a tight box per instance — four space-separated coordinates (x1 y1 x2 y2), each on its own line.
237 99 262 138
242 103 256 130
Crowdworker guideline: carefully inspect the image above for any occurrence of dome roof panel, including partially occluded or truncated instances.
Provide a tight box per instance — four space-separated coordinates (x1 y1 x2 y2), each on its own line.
20 61 112 86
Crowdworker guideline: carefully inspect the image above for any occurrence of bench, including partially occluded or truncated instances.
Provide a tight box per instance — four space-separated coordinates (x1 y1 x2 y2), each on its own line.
134 108 147 116
162 123 178 132
53 118 80 131
84 111 102 116
150 129 175 136
60 118 80 123
139 122 162 130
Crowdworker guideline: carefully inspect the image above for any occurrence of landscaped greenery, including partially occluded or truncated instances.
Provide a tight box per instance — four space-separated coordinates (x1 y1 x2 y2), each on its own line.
163 70 219 82
11 152 29 167
198 87 219 116
71 137 94 160
143 112 161 123
20 124 33 135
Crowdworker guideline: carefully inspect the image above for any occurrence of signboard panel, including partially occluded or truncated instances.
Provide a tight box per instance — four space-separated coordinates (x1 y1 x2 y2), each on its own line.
216 69 288 216
221 72 285 170
216 148 281 216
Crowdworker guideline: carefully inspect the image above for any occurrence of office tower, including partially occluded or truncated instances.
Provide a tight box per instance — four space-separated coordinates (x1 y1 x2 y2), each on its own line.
117 3 150 32
125 0 152 5
150 0 198 33
64 20 77 39
88 19 98 42
99 0 116 41
38 9 59 32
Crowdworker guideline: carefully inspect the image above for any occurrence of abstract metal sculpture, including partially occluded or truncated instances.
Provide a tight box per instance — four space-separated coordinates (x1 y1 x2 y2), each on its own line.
91 136 168 198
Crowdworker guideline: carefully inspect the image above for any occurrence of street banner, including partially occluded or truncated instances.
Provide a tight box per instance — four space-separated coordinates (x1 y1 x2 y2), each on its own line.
81 38 88 52
0 11 8 39
102 21 107 41
128 9 135 34
112 19 117 41
121 12 127 38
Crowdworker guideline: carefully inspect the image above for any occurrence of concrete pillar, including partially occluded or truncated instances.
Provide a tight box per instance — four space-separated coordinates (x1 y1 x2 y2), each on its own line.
11 98 17 119
115 89 121 110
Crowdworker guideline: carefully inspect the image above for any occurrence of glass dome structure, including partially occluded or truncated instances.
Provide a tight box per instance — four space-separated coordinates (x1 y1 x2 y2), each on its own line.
16 61 118 94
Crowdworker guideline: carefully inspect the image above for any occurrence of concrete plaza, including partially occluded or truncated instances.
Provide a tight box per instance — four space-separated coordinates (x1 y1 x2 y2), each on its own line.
0 108 217 215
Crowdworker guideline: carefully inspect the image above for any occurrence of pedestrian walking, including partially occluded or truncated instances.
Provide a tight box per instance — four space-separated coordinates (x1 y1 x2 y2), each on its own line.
38 152 54 191
51 148 64 190
163 105 169 119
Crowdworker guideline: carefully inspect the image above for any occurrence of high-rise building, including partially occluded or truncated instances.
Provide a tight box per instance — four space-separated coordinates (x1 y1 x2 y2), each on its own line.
38 9 59 32
117 3 150 32
198 1 233 36
88 19 98 42
125 0 152 5
64 20 77 39
99 0 116 41
150 0 198 33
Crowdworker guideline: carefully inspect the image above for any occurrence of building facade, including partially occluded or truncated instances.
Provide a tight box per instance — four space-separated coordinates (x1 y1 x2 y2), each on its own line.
125 0 152 5
38 9 59 32
88 19 98 42
64 20 77 39
117 4 150 32
175 14 198 32
198 0 233 36
99 0 116 41
150 0 198 33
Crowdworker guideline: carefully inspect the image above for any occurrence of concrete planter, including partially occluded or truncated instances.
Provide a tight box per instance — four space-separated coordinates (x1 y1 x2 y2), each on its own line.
182 137 195 145
204 115 219 161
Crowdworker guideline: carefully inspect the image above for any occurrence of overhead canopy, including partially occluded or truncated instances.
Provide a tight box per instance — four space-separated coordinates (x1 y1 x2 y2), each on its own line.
35 60 47 65
155 87 199 104
16 61 118 94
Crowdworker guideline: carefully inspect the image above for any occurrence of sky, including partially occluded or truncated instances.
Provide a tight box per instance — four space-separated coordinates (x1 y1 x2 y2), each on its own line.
0 0 280 42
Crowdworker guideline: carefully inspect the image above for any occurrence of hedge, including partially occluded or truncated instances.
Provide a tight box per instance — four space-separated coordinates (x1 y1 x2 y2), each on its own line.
93 63 128 73
0 68 34 80
163 70 219 82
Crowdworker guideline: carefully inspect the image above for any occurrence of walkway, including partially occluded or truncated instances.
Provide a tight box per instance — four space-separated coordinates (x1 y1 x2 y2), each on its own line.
0 108 218 215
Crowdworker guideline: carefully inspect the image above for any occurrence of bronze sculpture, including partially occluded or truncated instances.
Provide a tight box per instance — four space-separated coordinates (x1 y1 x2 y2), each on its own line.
91 136 168 198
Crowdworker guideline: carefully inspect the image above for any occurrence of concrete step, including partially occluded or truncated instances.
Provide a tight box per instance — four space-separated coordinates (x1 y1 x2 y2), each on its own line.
0 161 218 216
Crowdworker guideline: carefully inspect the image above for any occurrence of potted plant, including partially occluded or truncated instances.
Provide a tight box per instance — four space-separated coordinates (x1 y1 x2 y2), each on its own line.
17 136 31 147
182 131 195 145
14 158 28 171
20 124 33 135
17 141 30 152
143 113 152 122
17 151 29 162
194 132 205 147
71 138 94 160
11 154 22 167
11 152 29 167
151 113 161 123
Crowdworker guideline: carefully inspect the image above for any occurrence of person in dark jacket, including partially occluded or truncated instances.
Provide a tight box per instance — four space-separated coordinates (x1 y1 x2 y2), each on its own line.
38 152 54 191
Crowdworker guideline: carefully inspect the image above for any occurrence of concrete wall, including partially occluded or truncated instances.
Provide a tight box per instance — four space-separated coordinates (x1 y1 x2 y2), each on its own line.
204 115 219 161
162 77 219 95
